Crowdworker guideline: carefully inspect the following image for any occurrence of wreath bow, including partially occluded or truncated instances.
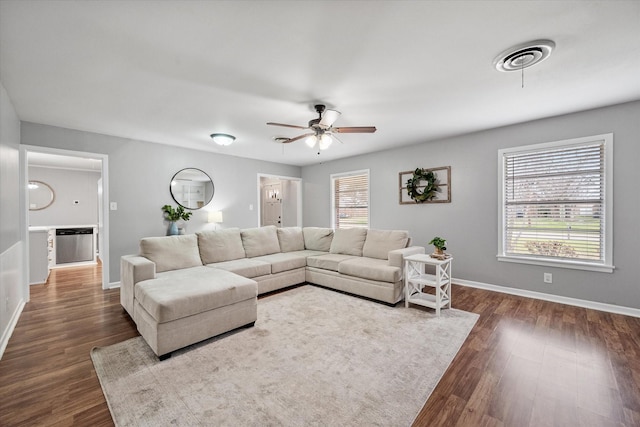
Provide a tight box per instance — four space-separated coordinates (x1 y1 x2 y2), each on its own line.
406 168 440 203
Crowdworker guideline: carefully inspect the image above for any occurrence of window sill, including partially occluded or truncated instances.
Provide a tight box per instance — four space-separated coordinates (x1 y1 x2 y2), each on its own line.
496 255 614 273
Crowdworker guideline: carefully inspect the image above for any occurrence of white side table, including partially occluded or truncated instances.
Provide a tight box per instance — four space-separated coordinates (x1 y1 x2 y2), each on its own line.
404 254 453 316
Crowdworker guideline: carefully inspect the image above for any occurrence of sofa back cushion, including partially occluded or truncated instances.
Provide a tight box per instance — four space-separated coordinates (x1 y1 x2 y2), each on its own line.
139 234 202 273
197 228 246 264
303 227 334 252
329 228 368 256
362 229 410 260
241 225 281 258
277 227 305 252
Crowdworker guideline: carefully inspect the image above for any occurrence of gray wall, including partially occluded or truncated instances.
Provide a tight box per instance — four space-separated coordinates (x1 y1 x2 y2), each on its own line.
0 81 24 350
28 166 100 227
302 101 640 310
21 123 301 284
0 84 20 253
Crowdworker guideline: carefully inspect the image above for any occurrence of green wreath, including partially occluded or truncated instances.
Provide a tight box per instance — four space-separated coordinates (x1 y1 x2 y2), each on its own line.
406 168 440 203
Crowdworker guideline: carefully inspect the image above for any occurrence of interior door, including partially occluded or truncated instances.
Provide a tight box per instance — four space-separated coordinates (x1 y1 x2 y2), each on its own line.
263 199 282 227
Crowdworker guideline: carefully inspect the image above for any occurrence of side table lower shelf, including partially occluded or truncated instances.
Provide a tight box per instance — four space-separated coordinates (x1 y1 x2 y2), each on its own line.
407 289 450 310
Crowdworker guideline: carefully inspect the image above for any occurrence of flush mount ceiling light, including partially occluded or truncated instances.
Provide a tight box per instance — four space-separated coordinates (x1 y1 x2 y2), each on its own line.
210 133 235 146
493 39 556 72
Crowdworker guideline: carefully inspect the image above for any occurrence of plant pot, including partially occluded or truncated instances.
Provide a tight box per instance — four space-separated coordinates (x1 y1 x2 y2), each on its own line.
167 222 179 236
430 247 446 259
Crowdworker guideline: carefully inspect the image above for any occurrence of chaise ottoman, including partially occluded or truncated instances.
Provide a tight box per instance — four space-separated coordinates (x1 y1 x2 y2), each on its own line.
133 266 258 359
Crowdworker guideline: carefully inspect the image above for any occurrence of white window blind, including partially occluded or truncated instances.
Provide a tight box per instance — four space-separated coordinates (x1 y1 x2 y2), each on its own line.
332 171 369 229
498 134 613 272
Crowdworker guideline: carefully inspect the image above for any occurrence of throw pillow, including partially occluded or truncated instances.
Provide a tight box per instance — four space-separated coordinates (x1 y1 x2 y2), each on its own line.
277 227 305 252
329 228 368 256
362 229 409 260
139 234 202 273
241 225 281 258
196 228 246 264
302 227 334 251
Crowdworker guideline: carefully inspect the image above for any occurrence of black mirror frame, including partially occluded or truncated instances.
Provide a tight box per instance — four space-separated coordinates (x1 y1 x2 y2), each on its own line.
169 168 215 210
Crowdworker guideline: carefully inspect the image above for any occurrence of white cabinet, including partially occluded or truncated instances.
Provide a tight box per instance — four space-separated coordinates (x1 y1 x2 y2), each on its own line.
29 229 50 285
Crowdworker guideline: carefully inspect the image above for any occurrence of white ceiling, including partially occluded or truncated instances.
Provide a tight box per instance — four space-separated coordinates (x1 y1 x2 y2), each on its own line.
2 1 639 167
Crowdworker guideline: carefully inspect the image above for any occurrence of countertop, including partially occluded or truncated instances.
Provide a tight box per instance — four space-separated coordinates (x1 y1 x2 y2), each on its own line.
29 225 98 232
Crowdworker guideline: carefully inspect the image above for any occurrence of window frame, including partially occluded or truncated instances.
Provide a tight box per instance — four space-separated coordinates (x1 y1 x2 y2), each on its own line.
330 169 370 229
497 134 614 273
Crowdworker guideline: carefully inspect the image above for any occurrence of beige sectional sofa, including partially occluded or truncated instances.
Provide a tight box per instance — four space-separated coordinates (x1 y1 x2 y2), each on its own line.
121 225 424 358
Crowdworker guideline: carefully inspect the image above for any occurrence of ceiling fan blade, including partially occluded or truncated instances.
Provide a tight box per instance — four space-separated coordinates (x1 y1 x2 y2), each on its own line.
319 109 341 127
266 122 309 130
330 133 346 145
333 126 377 133
283 133 315 144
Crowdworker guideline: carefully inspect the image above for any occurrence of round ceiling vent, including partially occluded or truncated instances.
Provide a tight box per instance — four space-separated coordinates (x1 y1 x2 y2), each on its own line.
493 39 556 72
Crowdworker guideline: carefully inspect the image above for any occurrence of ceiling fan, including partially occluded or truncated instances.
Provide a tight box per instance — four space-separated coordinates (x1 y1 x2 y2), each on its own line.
267 104 376 150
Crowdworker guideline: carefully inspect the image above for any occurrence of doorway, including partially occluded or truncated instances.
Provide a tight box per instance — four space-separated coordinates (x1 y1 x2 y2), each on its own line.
258 174 302 227
20 145 110 300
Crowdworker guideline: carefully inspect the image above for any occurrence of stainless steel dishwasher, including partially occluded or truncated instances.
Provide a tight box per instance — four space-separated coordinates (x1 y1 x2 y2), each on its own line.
55 228 94 264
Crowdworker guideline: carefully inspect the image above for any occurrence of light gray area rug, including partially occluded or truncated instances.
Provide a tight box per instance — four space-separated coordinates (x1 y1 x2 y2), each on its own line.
91 285 478 426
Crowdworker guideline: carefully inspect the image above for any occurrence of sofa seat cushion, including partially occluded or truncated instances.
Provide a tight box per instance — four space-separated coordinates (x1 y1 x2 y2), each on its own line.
135 268 257 323
338 257 402 283
139 234 202 273
206 258 271 278
252 252 308 274
197 228 245 263
306 253 359 272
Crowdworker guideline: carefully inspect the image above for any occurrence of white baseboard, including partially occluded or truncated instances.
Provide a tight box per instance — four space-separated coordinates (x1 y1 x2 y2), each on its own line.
107 281 120 289
0 299 25 360
454 278 640 318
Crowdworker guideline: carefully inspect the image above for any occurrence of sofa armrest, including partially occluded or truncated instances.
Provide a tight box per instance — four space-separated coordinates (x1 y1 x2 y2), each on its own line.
120 255 156 317
388 246 426 269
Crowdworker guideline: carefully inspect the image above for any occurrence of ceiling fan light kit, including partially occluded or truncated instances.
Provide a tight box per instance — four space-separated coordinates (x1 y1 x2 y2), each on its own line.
267 104 376 150
210 133 236 146
319 133 333 150
305 135 317 148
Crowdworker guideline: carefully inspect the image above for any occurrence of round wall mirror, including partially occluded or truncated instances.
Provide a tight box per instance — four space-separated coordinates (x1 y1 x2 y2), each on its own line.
170 168 214 210
28 180 55 211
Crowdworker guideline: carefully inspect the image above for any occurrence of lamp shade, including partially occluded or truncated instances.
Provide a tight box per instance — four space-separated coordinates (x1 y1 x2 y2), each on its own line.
318 133 333 150
305 135 317 148
208 211 223 223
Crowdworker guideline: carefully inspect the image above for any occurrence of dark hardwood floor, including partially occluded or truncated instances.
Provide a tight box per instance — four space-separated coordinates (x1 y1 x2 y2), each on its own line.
1 263 639 426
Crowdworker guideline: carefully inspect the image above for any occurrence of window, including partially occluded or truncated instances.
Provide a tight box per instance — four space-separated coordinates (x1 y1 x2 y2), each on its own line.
498 134 613 272
331 170 369 229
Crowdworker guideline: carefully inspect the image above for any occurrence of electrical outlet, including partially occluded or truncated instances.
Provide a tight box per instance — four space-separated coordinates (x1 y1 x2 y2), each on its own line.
249 204 254 211
544 273 553 284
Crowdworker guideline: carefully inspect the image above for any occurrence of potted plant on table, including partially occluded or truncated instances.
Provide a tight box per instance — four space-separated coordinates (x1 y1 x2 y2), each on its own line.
428 236 447 259
162 204 192 236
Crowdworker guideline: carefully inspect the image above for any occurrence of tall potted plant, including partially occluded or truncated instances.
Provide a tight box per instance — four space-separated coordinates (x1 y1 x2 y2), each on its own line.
162 204 192 235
